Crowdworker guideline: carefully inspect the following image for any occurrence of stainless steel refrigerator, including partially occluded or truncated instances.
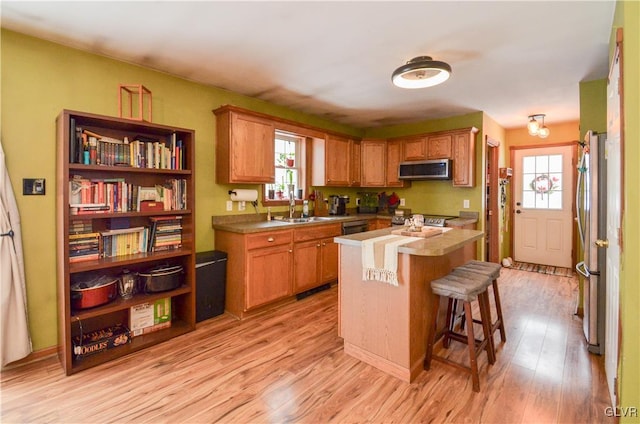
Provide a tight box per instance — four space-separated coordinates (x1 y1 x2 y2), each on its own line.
575 130 607 355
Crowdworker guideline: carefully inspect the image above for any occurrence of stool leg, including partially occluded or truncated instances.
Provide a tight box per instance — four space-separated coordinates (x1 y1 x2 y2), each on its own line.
424 295 441 370
443 298 454 348
492 279 506 342
478 291 496 365
463 301 480 392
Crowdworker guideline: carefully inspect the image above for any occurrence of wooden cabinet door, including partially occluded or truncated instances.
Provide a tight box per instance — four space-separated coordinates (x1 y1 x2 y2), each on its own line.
325 135 351 186
361 140 386 187
452 131 475 187
426 134 452 159
293 240 321 293
403 137 427 161
229 113 275 183
386 139 407 187
350 139 361 187
246 244 292 309
320 237 339 283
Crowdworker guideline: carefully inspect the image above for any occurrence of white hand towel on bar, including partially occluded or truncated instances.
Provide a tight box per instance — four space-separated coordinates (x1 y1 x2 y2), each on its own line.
361 235 421 286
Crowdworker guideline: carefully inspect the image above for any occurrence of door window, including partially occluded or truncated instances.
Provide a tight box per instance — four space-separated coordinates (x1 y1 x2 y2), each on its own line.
521 154 563 209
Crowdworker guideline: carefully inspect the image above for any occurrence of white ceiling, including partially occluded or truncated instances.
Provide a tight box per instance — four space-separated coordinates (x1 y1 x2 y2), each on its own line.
1 1 615 129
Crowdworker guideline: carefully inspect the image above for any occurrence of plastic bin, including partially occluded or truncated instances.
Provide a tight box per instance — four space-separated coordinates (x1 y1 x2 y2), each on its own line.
195 250 227 322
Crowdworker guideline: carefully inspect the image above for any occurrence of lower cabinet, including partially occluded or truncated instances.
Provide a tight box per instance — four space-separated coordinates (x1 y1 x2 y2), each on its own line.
215 223 340 319
293 224 341 293
246 243 293 309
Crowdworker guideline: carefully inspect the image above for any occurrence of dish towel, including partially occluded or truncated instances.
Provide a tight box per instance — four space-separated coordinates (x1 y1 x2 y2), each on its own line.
361 235 422 286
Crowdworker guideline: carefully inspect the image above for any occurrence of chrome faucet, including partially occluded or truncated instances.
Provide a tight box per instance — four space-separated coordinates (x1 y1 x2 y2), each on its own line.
288 185 296 219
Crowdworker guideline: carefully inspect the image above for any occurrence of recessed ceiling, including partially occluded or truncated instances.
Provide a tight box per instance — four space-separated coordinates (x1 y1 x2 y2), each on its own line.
1 1 615 129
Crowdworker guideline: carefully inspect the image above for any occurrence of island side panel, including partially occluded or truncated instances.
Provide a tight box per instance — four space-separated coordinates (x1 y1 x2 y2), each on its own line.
340 245 412 379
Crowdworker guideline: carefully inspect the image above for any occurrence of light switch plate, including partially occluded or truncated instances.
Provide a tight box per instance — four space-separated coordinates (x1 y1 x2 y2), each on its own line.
400 198 406 206
463 199 470 208
23 178 46 195
226 200 233 211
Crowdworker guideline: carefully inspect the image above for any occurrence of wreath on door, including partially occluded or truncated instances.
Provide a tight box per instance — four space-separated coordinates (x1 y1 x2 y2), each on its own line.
530 174 560 199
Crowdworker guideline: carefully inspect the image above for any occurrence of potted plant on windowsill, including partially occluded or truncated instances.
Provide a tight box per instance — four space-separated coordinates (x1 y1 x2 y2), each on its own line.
286 153 294 167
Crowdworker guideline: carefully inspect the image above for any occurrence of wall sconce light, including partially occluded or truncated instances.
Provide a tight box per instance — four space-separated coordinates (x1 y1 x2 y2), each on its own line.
527 114 550 138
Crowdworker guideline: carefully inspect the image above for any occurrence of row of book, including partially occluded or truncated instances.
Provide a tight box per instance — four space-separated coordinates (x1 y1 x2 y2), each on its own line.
69 177 187 215
68 217 183 263
69 119 186 170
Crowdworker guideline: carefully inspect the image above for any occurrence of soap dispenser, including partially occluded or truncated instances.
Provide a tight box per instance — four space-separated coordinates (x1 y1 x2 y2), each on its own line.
302 200 309 218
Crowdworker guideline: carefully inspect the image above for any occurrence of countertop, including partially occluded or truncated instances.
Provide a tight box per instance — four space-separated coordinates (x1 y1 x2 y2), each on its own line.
334 227 484 257
212 214 386 234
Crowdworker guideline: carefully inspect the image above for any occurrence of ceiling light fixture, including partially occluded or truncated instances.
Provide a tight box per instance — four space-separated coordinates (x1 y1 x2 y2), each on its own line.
391 56 451 89
527 114 550 138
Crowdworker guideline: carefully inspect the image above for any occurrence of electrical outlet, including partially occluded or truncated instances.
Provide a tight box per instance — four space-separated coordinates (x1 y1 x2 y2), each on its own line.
463 199 470 209
239 201 246 211
226 200 233 211
400 198 406 206
356 198 361 206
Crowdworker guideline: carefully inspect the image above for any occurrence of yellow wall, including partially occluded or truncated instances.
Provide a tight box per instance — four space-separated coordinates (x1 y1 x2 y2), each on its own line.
0 30 360 350
613 0 640 418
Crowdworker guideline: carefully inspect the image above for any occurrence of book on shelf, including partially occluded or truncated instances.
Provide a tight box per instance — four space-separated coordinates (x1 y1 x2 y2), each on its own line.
148 215 183 252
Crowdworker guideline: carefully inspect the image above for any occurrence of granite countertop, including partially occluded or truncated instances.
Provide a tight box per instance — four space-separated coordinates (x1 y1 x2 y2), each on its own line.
334 227 484 257
446 217 478 227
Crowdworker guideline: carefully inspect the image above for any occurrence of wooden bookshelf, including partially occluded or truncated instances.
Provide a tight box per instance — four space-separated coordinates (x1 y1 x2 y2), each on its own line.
56 110 196 375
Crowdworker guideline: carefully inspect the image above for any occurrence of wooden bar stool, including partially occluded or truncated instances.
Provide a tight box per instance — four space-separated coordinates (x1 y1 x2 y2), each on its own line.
425 272 495 392
454 260 506 345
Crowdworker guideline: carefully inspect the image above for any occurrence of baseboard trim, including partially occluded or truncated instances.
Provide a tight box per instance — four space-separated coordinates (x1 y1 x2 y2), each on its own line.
2 346 57 370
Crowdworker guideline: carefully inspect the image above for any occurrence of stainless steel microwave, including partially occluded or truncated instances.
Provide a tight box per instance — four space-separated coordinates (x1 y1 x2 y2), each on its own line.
398 159 452 180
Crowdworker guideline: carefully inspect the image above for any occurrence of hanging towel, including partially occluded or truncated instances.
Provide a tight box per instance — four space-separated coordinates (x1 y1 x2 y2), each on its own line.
361 235 421 286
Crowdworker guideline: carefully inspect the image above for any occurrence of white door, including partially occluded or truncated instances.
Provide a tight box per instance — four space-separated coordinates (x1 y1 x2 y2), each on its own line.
513 145 574 267
604 42 621 408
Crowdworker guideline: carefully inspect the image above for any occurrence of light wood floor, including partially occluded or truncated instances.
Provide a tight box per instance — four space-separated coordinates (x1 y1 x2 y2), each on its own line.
1 267 615 423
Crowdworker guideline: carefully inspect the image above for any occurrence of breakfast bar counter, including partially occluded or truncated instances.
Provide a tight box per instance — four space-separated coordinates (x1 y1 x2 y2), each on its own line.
334 227 484 382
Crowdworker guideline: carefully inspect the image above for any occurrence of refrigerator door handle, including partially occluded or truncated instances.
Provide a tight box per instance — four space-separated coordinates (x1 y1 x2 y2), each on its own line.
576 153 586 250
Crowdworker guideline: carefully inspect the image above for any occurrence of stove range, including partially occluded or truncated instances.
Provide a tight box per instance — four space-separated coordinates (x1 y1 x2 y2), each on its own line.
391 214 457 227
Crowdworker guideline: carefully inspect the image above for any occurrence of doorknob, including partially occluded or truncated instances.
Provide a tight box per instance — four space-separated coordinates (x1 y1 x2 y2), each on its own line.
516 210 521 214
595 239 609 248
516 202 521 206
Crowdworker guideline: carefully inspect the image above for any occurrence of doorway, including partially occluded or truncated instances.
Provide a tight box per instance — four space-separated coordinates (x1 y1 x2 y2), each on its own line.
511 144 575 268
485 137 500 263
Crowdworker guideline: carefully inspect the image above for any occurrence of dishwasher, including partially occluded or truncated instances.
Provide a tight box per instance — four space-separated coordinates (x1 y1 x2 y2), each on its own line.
341 220 369 235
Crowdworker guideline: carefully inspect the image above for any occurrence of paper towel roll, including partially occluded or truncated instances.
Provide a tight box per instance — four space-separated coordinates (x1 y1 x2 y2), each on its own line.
229 189 258 202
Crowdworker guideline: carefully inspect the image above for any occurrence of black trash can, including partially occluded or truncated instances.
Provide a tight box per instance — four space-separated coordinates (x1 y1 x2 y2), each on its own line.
195 250 227 322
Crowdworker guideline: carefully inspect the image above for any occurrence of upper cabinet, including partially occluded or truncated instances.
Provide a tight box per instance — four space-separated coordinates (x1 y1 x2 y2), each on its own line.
451 128 478 187
386 139 408 187
214 106 275 184
360 139 409 188
361 140 386 187
426 134 453 159
312 135 357 187
402 136 428 161
350 139 362 187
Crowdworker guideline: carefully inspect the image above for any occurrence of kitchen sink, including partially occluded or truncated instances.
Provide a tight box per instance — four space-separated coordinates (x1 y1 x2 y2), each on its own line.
278 216 342 224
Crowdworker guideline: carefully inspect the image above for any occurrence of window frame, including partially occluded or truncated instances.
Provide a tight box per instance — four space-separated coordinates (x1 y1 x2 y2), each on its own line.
262 131 309 206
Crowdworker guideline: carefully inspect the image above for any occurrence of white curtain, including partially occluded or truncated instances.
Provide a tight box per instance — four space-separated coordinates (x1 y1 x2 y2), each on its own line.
0 140 32 366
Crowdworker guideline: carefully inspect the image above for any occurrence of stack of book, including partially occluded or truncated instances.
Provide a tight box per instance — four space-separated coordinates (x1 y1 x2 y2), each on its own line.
69 124 185 170
148 216 183 252
69 227 101 263
69 176 187 215
101 227 149 258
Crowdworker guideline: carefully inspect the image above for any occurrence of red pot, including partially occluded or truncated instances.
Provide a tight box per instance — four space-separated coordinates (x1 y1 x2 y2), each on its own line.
70 278 118 309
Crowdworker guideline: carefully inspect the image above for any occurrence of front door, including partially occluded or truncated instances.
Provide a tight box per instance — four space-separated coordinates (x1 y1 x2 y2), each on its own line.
513 145 574 267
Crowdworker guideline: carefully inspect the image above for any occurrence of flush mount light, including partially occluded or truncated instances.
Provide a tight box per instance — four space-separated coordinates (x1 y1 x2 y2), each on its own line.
391 56 452 89
527 114 550 139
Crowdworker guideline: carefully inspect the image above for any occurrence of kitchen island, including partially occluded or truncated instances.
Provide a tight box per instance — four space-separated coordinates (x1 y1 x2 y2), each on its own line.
334 227 484 382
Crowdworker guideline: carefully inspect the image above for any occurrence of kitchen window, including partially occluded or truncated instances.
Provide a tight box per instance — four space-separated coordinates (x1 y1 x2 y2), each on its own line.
264 131 306 204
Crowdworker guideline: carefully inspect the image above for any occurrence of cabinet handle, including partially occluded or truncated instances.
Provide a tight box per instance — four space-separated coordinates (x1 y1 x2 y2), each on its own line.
267 237 275 242
288 249 293 253
322 242 326 246
316 244 321 248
